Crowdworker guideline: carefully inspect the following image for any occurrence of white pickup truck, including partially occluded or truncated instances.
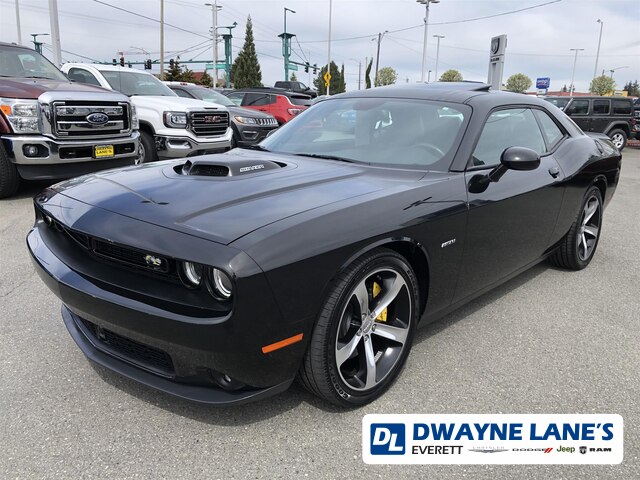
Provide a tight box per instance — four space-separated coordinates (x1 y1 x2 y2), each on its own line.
61 64 232 162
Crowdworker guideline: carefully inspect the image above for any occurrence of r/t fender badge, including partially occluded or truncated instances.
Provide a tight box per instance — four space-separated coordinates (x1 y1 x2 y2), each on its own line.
441 239 456 248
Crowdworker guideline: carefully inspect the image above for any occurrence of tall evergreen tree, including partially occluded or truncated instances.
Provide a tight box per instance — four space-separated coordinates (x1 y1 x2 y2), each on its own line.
340 63 346 92
365 59 373 89
313 61 344 95
165 56 183 81
180 66 196 83
199 70 213 87
230 16 263 88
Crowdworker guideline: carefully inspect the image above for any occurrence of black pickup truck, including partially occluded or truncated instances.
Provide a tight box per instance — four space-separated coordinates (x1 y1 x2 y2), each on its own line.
273 80 318 98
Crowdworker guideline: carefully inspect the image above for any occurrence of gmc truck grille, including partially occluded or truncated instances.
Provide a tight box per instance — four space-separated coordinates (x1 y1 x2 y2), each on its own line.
51 101 130 139
190 111 229 137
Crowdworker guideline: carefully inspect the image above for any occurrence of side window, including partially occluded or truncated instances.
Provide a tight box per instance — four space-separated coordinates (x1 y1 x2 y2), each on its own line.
566 99 589 115
226 92 244 106
67 67 101 86
534 109 565 149
612 100 632 115
472 108 546 167
593 100 610 115
244 93 271 106
173 88 193 98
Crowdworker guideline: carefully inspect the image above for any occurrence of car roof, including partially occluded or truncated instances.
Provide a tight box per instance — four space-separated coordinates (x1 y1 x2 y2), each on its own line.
0 42 32 50
63 63 155 74
231 87 309 98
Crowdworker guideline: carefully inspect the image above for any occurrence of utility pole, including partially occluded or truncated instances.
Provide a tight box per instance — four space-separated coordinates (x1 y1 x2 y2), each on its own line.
283 7 295 81
48 0 62 65
205 2 221 86
417 0 439 83
375 31 388 87
327 0 332 95
569 48 584 96
308 50 312 86
160 0 164 78
428 70 432 82
358 60 362 90
15 0 22 44
593 19 603 81
433 34 444 81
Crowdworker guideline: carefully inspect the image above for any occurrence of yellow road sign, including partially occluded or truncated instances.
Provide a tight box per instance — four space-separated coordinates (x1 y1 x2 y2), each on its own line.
323 71 331 84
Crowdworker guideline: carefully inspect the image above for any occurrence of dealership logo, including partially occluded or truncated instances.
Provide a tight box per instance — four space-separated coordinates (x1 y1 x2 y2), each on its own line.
557 446 575 453
580 446 587 454
468 447 508 453
86 112 110 125
513 448 553 453
414 445 463 455
370 424 405 455
203 115 221 123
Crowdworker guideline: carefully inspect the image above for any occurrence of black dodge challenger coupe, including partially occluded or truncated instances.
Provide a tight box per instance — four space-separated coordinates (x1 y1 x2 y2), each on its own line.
28 83 621 406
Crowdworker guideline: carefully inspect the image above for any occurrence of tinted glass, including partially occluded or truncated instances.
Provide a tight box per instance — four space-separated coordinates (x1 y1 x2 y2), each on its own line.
100 70 176 96
172 88 193 98
593 100 610 115
67 68 101 86
243 93 271 106
544 97 570 110
0 44 66 80
226 92 245 106
472 108 545 167
261 98 469 171
612 100 632 115
534 109 564 149
566 100 589 115
290 95 312 106
188 88 234 106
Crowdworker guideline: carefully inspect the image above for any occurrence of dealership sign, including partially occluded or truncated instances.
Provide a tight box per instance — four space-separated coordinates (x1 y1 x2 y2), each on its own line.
363 414 623 464
536 77 551 89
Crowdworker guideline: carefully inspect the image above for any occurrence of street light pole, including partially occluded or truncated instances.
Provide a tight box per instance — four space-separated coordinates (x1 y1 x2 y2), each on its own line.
30 33 49 54
350 58 362 90
417 0 439 83
609 66 629 79
284 7 295 81
15 0 22 45
205 2 222 86
569 48 584 96
327 0 332 95
48 0 62 66
593 19 603 80
433 34 444 81
160 0 164 78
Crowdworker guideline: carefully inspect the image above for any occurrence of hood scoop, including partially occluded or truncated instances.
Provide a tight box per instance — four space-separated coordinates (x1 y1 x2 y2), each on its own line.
178 158 284 177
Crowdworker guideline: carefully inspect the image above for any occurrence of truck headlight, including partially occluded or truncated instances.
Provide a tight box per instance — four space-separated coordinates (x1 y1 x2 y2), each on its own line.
0 98 41 133
164 111 187 128
131 104 139 130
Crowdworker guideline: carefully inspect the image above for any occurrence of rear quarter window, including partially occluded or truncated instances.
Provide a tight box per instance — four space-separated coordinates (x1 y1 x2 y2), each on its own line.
612 100 632 115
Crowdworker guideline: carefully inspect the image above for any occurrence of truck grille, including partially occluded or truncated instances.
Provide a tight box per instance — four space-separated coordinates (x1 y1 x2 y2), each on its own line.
190 111 229 137
51 101 130 139
255 117 278 126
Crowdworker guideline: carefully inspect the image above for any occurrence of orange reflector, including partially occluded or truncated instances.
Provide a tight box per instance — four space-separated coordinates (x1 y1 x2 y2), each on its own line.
0 105 11 115
261 333 304 354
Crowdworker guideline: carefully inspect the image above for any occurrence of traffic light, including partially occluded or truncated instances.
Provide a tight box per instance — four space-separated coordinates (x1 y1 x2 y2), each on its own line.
112 58 117 65
119 56 125 67
145 59 152 70
305 64 309 73
169 58 175 69
313 64 318 75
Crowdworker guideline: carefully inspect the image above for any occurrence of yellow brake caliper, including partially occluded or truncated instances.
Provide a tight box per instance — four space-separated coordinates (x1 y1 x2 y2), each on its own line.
372 281 388 322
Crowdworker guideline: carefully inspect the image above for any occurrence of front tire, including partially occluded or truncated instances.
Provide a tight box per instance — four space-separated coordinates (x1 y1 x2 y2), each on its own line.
298 248 419 406
0 142 20 199
608 129 627 151
550 186 603 270
138 130 158 164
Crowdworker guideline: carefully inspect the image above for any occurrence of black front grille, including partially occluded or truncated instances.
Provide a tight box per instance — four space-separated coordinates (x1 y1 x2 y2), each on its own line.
79 318 175 376
93 239 170 273
52 101 130 139
190 111 229 137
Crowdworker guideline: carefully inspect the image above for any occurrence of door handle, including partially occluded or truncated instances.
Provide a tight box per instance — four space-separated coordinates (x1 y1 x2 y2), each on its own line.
548 166 560 178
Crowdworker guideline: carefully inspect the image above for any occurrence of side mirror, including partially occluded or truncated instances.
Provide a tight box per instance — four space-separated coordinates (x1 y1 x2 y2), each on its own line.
500 146 540 171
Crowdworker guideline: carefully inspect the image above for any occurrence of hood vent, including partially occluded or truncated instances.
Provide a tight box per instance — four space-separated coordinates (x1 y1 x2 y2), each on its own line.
178 158 284 177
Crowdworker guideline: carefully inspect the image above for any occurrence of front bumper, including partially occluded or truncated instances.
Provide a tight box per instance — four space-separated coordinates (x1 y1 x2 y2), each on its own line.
156 127 233 159
235 124 278 147
2 131 140 180
27 210 306 405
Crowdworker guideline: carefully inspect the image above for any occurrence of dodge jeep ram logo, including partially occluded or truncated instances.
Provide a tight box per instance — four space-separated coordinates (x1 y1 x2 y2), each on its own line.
86 112 110 125
144 255 163 267
203 115 221 123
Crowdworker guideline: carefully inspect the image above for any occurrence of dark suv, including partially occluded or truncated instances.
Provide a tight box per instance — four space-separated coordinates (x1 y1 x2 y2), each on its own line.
224 88 311 125
545 96 635 150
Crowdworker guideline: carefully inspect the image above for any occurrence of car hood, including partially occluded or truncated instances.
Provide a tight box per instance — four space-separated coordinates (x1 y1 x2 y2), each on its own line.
48 149 423 245
130 95 228 111
0 77 113 99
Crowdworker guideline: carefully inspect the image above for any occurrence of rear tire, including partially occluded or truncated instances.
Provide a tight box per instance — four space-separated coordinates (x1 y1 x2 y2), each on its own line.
608 129 627 151
0 143 20 199
298 248 419 407
139 130 157 163
550 186 603 270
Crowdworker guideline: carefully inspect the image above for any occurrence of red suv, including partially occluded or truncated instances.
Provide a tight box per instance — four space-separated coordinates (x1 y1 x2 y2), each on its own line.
224 88 311 125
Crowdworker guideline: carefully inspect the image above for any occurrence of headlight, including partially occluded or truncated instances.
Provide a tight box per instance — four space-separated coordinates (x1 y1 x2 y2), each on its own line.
234 116 257 125
179 261 204 288
131 104 139 130
164 111 187 128
209 268 233 300
0 98 41 133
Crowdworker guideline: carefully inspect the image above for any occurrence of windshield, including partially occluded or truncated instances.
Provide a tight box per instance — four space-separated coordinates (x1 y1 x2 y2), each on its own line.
99 70 176 96
192 88 234 106
261 97 469 170
0 44 67 80
544 97 570 110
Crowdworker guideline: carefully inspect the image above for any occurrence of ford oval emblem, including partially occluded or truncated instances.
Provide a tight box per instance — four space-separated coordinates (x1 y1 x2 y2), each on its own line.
86 112 110 125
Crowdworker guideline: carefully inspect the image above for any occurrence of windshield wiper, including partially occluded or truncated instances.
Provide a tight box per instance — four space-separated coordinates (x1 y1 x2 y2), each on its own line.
293 153 357 163
245 145 270 152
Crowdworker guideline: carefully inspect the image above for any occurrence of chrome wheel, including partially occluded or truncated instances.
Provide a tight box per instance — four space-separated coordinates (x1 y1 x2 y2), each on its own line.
334 267 411 392
577 194 601 261
610 133 624 150
135 142 145 165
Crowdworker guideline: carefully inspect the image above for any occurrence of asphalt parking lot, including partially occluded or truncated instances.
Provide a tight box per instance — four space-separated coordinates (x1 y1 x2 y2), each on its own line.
1 148 639 480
